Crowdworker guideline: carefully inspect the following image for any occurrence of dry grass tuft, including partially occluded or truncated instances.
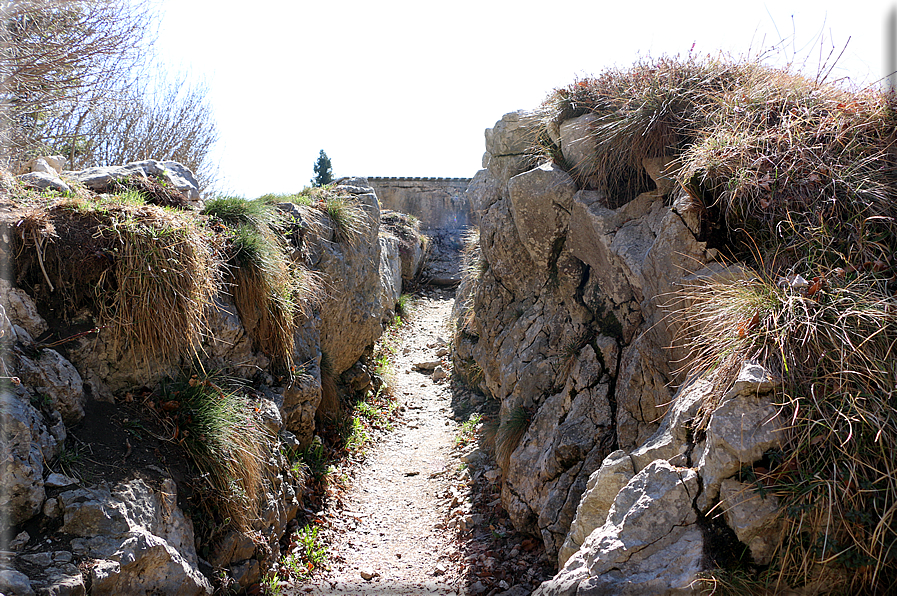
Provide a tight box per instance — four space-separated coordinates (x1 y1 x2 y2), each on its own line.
100 208 219 364
14 197 218 363
676 265 897 591
537 55 751 205
160 372 274 535
454 228 484 336
203 196 324 373
495 406 532 471
315 351 340 423
538 54 897 591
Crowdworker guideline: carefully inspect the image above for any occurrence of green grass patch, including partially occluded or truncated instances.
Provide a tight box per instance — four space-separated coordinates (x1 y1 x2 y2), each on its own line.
203 196 322 373
265 523 328 591
203 195 275 229
455 412 483 448
160 372 274 536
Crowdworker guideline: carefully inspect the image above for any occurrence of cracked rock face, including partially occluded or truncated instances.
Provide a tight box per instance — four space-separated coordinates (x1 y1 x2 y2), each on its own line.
0 392 57 528
536 460 703 596
455 110 791 593
63 479 212 595
558 450 635 567
696 364 784 511
719 479 781 565
454 110 713 563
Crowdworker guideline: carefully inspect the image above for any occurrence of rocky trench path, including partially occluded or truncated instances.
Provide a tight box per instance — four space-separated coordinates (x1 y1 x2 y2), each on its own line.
282 288 555 596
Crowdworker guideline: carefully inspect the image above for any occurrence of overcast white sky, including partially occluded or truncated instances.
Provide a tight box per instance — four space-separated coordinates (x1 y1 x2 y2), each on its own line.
155 1 894 198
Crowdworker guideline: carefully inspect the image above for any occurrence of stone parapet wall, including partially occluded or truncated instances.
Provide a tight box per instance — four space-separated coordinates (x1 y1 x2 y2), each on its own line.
367 176 472 230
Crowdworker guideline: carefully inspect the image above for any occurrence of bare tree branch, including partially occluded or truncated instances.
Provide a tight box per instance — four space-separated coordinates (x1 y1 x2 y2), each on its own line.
0 0 220 190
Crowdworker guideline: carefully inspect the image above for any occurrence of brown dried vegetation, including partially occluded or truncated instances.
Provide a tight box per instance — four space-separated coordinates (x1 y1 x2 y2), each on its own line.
539 55 897 593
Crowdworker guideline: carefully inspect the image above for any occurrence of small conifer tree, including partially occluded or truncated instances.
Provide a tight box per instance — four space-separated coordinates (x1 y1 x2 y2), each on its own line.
312 150 333 187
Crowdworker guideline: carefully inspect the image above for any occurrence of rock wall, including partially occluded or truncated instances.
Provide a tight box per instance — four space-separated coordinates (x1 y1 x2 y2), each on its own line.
454 112 783 594
0 173 418 594
367 177 472 230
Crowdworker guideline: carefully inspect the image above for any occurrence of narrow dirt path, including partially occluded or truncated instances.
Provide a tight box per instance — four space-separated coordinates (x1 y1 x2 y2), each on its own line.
291 289 465 595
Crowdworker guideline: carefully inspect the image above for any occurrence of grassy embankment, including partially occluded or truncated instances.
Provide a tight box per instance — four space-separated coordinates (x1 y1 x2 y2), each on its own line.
534 55 897 594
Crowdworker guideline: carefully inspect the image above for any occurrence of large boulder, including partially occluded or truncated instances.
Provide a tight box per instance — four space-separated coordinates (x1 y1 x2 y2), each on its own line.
0 393 59 528
507 163 577 270
314 179 392 374
66 160 202 208
536 460 703 596
62 479 211 595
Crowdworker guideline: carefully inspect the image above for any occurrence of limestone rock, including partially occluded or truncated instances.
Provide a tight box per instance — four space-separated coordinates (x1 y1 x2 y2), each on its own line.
559 114 599 187
62 479 211 595
0 280 48 339
17 171 70 194
229 558 261 588
614 332 673 451
209 531 256 569
44 473 78 489
255 397 283 434
67 160 202 207
558 450 634 567
378 232 403 316
697 362 783 511
724 361 779 399
502 345 614 555
8 531 29 551
0 569 34 596
630 378 712 473
507 163 577 270
90 535 211 596
280 370 322 448
421 228 464 286
360 567 377 580
14 348 85 425
17 156 67 175
343 362 373 393
719 479 781 565
27 562 85 596
1 303 13 347
483 111 542 184
316 186 389 374
379 210 426 280
1 393 55 528
536 460 703 596
642 156 678 196
453 107 715 565
203 295 269 379
64 326 173 394
485 110 539 157
432 365 448 381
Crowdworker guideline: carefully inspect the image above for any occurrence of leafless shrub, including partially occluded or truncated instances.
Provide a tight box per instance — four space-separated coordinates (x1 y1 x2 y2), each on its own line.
77 73 220 190
0 0 153 163
0 1 219 190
